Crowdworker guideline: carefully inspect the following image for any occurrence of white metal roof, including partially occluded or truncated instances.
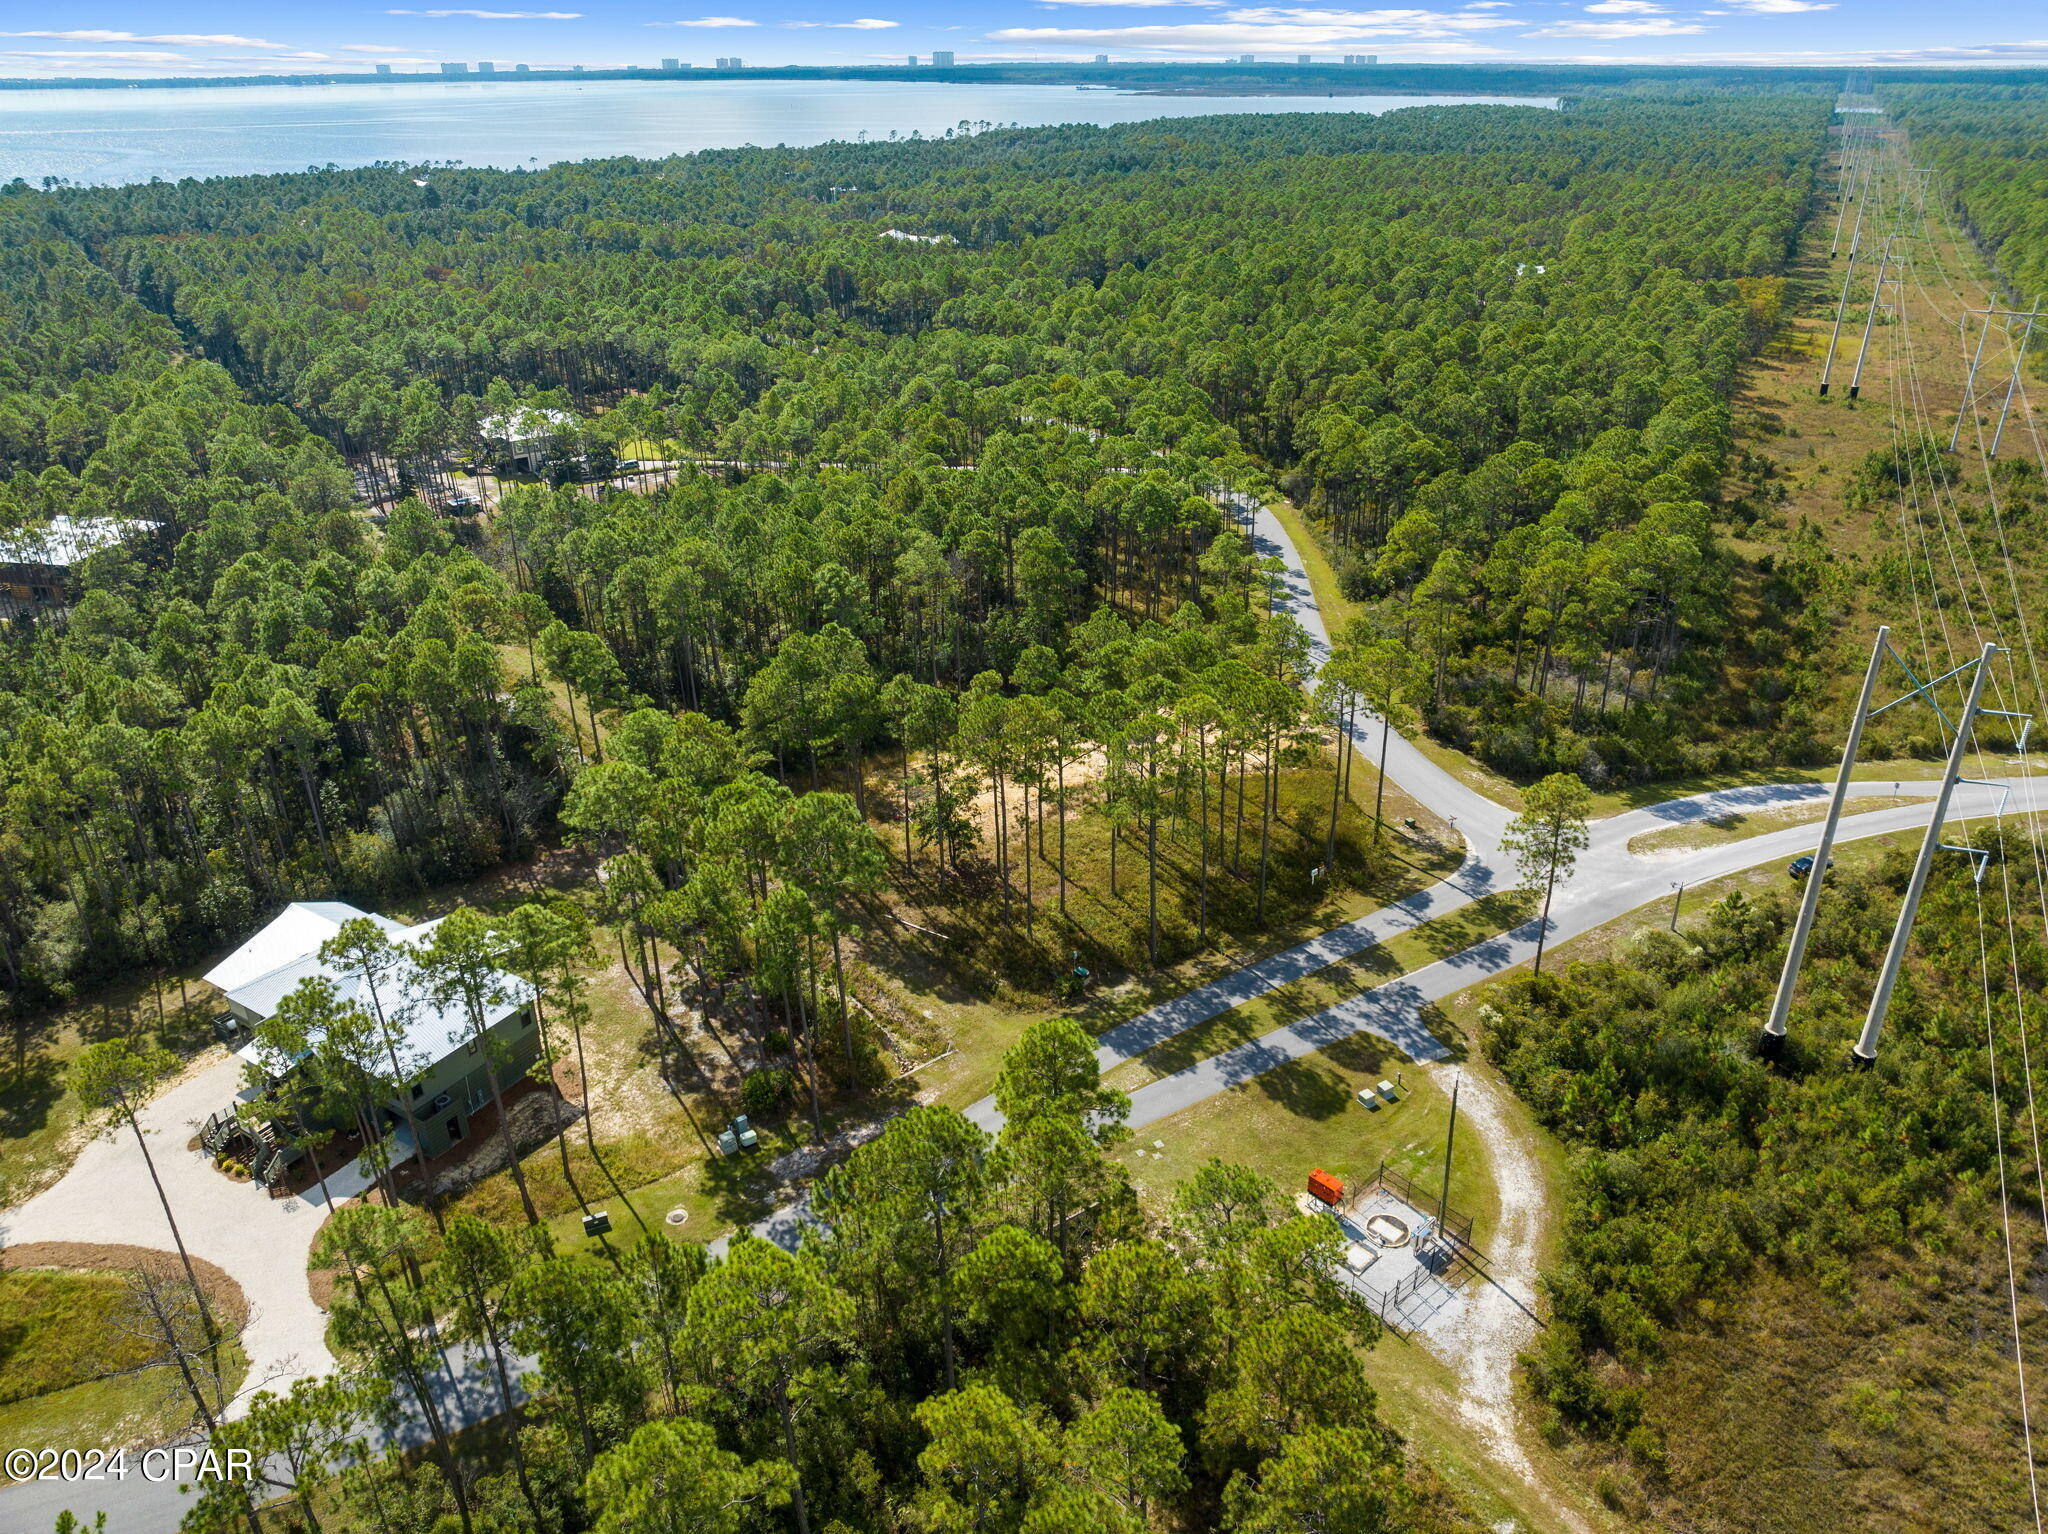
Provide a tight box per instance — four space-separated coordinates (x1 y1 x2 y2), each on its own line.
478 408 576 445
202 902 403 994
213 904 533 1081
0 515 157 570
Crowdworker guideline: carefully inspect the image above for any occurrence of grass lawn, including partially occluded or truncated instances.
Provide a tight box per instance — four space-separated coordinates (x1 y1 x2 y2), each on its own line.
615 436 686 462
0 1262 251 1475
0 1270 167 1404
0 1342 251 1474
1118 1046 1489 1239
1113 1014 1595 1532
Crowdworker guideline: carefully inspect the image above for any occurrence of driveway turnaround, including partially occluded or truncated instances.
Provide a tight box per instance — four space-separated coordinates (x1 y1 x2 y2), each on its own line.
0 1054 376 1412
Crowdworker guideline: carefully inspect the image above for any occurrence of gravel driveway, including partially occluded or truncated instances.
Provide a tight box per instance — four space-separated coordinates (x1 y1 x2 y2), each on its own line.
0 1051 374 1414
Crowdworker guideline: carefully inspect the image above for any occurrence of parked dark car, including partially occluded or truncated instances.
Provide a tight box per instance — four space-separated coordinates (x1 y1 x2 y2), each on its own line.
1789 855 1834 880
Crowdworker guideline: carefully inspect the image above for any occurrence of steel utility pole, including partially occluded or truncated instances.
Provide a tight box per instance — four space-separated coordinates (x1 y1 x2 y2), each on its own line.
1989 300 2040 459
1850 642 1997 1070
1843 136 1878 259
1758 626 1889 1060
1951 303 2041 449
1436 1072 1460 1232
1952 308 1996 450
1828 128 1866 259
1820 247 1859 397
1847 237 1893 401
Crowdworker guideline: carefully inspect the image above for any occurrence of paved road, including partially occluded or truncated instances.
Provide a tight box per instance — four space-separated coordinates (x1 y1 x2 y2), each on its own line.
4 1338 524 1533
7 491 2030 1529
967 499 2032 1134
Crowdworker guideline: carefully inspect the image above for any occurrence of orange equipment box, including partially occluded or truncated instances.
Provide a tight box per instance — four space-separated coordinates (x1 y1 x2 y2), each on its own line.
1307 1169 1344 1205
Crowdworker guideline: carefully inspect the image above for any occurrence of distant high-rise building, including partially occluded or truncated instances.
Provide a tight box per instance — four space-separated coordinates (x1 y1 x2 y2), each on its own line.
1297 54 1311 64
374 63 393 75
479 60 496 74
572 64 585 72
931 50 954 66
1366 54 1378 63
716 56 743 69
516 62 532 72
440 61 468 76
1238 53 1255 63
907 54 918 66
663 57 680 70
1094 53 1108 63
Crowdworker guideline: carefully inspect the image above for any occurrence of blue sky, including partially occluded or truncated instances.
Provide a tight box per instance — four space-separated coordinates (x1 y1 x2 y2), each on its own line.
0 0 2041 75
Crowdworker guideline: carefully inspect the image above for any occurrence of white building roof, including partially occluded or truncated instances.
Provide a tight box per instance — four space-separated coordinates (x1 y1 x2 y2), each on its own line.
211 903 533 1081
202 902 403 994
478 407 577 445
0 515 157 570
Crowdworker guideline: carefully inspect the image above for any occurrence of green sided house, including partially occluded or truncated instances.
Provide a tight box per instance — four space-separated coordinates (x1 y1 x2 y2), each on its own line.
199 901 541 1187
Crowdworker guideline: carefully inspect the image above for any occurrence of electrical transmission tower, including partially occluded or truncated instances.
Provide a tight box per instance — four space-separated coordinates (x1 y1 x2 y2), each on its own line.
1953 301 2042 454
1758 637 2031 1068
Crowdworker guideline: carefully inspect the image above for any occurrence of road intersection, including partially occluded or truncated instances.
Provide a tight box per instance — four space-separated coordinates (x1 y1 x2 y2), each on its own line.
4 496 2028 1531
967 499 2020 1134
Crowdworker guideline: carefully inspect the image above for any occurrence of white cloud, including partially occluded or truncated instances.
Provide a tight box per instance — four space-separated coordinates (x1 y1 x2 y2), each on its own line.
992 6 1523 51
0 30 292 47
1583 1 1665 12
1028 0 1226 6
653 15 760 24
386 9 583 18
833 17 900 25
1716 0 1834 10
1526 40 2048 62
336 44 434 53
0 49 192 62
1525 15 1705 33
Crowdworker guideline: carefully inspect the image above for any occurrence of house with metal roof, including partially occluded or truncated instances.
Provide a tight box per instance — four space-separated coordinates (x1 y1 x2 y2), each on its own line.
477 407 578 474
199 901 542 1186
0 515 157 620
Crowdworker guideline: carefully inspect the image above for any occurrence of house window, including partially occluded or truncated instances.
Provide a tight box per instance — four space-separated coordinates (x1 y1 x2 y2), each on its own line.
410 1082 424 1099
447 1116 463 1144
466 1039 479 1056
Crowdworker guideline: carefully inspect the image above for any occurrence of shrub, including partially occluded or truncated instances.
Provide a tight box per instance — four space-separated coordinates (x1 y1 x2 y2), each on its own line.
741 1067 794 1117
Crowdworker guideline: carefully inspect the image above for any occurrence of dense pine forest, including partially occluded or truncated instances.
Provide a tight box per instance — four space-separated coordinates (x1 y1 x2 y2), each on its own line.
45 80 2048 1534
0 98 1826 1013
1891 83 2048 309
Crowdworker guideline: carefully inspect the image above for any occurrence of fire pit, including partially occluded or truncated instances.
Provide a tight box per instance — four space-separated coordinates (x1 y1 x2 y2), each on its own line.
1364 1213 1411 1248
